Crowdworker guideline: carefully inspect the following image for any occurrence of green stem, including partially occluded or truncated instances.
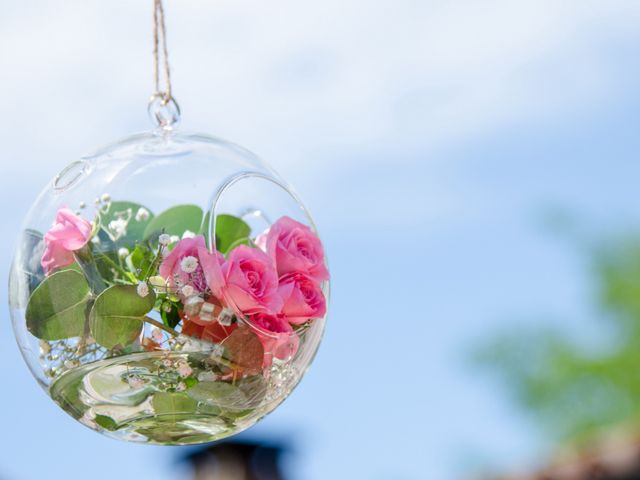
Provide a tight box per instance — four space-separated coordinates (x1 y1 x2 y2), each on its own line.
143 246 163 280
96 252 129 278
74 245 107 294
144 316 180 337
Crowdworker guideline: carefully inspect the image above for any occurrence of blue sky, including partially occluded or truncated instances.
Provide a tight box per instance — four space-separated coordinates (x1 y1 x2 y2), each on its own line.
2 1 640 479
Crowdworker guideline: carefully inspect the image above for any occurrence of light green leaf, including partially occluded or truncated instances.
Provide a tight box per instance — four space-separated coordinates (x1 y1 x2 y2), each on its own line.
126 244 152 277
25 270 90 340
89 285 156 348
214 214 252 254
95 414 118 431
143 205 203 240
186 381 248 411
152 392 198 421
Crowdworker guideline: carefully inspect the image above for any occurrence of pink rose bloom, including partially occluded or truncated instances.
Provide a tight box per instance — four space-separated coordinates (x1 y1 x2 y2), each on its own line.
250 313 299 361
207 245 283 316
257 216 329 282
278 272 327 325
159 235 223 293
41 208 93 274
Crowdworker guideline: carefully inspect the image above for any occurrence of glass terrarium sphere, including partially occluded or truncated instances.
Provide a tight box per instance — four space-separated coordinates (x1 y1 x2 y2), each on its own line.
8 130 329 445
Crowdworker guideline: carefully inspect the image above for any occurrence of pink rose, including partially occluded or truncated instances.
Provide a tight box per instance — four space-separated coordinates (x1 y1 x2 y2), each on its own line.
41 208 93 274
209 245 283 316
159 235 223 294
249 313 299 361
257 216 329 282
278 272 327 324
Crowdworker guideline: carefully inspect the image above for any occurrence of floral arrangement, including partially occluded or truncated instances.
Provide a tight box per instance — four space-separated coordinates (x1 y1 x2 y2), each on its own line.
24 198 328 439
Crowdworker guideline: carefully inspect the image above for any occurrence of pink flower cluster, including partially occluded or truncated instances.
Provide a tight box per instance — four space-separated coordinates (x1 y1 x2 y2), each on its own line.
166 216 328 360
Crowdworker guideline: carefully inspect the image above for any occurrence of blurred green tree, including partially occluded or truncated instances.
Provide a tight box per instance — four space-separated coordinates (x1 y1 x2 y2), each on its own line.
474 238 640 444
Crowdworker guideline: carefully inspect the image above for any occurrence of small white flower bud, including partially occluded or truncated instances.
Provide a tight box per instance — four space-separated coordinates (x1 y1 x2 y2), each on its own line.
151 328 164 342
135 207 150 222
136 281 149 298
177 362 193 377
181 285 195 297
127 376 145 389
182 230 196 239
180 256 198 273
101 193 111 203
118 247 130 259
158 233 171 246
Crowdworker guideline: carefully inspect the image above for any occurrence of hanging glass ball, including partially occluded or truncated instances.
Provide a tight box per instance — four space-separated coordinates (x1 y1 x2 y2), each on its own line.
8 125 329 445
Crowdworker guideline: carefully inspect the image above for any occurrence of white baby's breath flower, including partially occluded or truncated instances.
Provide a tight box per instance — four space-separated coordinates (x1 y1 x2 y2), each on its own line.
78 201 86 209
117 247 130 259
170 235 180 244
180 256 198 273
135 207 150 222
108 218 128 239
181 285 195 298
162 358 173 368
151 328 164 342
177 362 193 377
182 230 196 239
100 193 111 203
127 376 145 389
158 233 171 246
136 281 149 298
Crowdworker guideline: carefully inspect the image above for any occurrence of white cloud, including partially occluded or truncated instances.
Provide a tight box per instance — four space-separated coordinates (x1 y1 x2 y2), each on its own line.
1 0 638 225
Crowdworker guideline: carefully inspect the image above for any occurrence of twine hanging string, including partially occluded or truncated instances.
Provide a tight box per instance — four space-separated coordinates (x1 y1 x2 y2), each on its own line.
153 0 172 102
149 0 180 129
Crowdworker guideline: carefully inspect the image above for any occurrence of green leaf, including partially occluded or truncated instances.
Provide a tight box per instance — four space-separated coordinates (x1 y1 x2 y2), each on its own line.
25 270 91 340
152 392 198 421
183 377 199 389
89 285 156 349
99 201 154 246
161 304 181 329
127 244 152 277
22 229 46 294
143 205 203 240
214 214 251 254
95 414 118 431
186 381 249 411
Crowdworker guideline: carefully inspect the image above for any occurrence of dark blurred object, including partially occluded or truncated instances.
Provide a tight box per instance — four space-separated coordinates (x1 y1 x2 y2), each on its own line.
182 440 290 480
491 428 640 480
